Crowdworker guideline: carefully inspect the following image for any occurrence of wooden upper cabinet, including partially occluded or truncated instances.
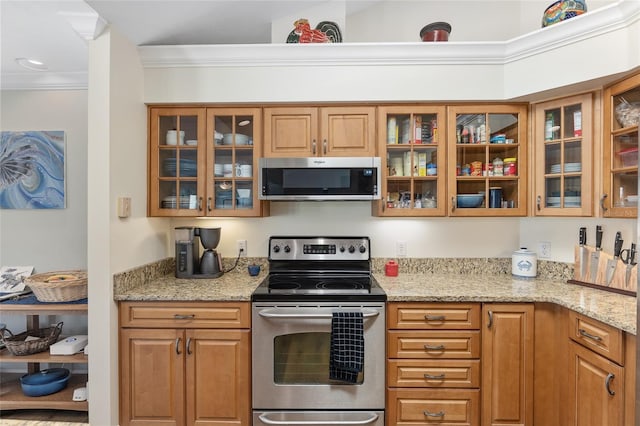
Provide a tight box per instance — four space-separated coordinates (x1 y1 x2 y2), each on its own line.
602 71 640 218
263 106 376 157
532 93 594 216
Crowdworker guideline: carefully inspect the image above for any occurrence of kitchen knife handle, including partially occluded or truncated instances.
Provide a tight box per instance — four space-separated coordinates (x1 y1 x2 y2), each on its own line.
605 373 616 396
578 328 603 342
600 194 608 214
595 225 603 249
579 227 587 245
614 232 623 257
631 243 637 265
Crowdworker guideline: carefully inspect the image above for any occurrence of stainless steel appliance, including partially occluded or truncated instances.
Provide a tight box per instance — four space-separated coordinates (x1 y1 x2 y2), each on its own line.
175 226 223 279
258 157 382 201
252 236 386 426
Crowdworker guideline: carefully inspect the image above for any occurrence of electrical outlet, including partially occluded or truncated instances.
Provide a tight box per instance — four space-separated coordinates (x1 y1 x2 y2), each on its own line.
237 240 247 257
396 241 407 258
538 241 551 259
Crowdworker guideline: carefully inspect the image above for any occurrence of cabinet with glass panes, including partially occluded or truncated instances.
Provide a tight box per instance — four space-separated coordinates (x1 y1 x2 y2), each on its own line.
603 72 640 218
447 105 528 217
373 106 446 217
148 106 267 217
533 93 594 216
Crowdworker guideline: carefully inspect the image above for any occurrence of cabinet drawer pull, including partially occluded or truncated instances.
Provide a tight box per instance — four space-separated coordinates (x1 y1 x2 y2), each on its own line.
424 344 445 351
423 410 445 417
605 373 615 396
174 314 195 320
186 337 192 355
425 315 446 321
578 328 603 342
424 373 445 380
175 337 182 355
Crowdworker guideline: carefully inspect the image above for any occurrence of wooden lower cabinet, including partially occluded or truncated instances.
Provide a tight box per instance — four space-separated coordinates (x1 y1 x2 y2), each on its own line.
387 389 480 426
119 302 250 426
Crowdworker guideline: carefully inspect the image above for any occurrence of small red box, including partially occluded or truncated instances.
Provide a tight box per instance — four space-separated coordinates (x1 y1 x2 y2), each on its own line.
617 147 638 167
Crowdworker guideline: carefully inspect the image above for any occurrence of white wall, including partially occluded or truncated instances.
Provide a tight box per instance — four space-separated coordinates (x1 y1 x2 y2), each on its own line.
0 90 88 271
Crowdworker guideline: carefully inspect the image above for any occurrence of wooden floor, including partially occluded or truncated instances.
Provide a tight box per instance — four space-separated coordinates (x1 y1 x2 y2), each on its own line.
0 410 88 423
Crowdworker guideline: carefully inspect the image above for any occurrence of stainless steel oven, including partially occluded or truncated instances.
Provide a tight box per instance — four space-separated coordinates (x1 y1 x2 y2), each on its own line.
251 236 386 426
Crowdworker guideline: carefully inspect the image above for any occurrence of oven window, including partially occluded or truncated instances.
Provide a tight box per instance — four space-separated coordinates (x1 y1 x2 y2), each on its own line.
273 332 364 385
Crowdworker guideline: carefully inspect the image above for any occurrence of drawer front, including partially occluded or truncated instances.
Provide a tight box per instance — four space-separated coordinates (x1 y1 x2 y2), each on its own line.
388 303 480 330
387 388 480 426
568 310 624 364
120 301 250 329
388 331 481 359
388 359 480 388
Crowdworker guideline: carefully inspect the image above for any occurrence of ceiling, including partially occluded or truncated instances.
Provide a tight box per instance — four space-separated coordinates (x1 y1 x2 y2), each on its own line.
0 0 380 87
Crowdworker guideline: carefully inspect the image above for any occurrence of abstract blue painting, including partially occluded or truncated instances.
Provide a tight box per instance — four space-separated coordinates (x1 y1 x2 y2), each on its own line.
0 131 65 209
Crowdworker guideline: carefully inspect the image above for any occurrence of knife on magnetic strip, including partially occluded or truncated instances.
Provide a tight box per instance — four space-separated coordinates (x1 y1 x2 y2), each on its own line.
589 225 603 282
579 227 588 280
605 232 623 285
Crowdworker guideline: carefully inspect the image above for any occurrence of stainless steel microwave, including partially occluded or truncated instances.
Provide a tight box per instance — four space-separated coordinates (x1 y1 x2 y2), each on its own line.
258 157 381 201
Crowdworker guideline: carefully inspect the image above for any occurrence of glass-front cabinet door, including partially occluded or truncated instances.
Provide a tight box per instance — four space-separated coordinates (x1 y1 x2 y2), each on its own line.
206 107 264 217
149 107 206 217
447 105 528 216
374 106 446 216
533 93 593 216
603 72 640 218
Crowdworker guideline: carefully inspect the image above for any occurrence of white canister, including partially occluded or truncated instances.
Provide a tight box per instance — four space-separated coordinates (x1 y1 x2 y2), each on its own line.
512 248 537 278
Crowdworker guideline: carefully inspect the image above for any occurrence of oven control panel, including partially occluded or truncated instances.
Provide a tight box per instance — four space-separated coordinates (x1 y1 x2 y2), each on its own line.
269 237 370 261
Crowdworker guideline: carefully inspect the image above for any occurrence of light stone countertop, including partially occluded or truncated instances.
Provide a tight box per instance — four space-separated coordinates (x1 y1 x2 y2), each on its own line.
113 258 636 335
376 273 637 335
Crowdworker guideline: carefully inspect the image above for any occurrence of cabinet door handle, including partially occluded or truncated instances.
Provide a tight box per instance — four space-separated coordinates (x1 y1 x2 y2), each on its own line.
536 195 541 211
605 373 615 396
451 197 456 213
424 373 446 380
424 344 445 351
600 194 608 214
175 337 182 355
423 410 445 418
312 139 317 155
198 197 203 211
425 315 446 321
578 328 603 342
207 197 212 212
186 338 192 355
487 310 494 328
323 139 327 155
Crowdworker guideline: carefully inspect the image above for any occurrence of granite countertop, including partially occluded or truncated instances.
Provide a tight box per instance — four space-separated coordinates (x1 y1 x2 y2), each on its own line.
113 258 637 335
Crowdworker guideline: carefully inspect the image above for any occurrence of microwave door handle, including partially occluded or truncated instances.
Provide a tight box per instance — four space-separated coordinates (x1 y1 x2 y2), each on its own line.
258 412 379 425
258 309 380 319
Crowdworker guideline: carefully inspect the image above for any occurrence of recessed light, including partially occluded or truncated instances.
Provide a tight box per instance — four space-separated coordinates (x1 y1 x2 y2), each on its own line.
15 58 48 71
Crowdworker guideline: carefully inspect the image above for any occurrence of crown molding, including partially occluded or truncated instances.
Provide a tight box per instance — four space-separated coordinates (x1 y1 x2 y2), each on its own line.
1 71 88 91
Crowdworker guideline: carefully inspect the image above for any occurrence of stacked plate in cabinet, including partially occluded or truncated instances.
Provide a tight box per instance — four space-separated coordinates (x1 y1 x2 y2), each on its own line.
546 191 581 208
549 163 581 174
163 158 197 177
162 196 193 209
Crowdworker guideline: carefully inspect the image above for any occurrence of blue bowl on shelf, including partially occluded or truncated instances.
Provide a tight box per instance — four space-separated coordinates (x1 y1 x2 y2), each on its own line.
20 368 70 397
457 194 484 208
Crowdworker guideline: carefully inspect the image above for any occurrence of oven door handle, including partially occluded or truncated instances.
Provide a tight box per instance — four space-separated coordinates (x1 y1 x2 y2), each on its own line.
258 412 379 425
258 309 380 319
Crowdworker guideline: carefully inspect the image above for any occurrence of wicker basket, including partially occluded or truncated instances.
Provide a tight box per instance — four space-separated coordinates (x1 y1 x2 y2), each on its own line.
615 98 640 128
25 270 87 302
0 322 63 356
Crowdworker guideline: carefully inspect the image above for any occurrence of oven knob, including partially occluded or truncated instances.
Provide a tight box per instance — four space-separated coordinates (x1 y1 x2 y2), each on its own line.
348 245 355 253
284 245 291 253
359 245 366 253
273 245 280 253
339 246 345 253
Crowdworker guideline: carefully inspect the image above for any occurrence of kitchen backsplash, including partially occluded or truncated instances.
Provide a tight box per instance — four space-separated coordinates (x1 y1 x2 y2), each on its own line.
114 256 573 293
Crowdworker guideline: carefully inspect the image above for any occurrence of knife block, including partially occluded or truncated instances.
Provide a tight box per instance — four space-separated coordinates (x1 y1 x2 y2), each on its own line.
573 245 637 295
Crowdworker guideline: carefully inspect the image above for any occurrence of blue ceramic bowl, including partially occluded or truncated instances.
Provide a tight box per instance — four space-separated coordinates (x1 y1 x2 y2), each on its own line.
457 194 484 208
20 368 70 397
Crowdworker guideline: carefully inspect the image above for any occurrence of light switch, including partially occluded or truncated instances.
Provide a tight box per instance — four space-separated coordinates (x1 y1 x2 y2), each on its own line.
117 197 131 218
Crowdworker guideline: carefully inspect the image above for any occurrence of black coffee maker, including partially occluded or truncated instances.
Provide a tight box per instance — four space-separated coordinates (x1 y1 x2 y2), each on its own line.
175 226 224 278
